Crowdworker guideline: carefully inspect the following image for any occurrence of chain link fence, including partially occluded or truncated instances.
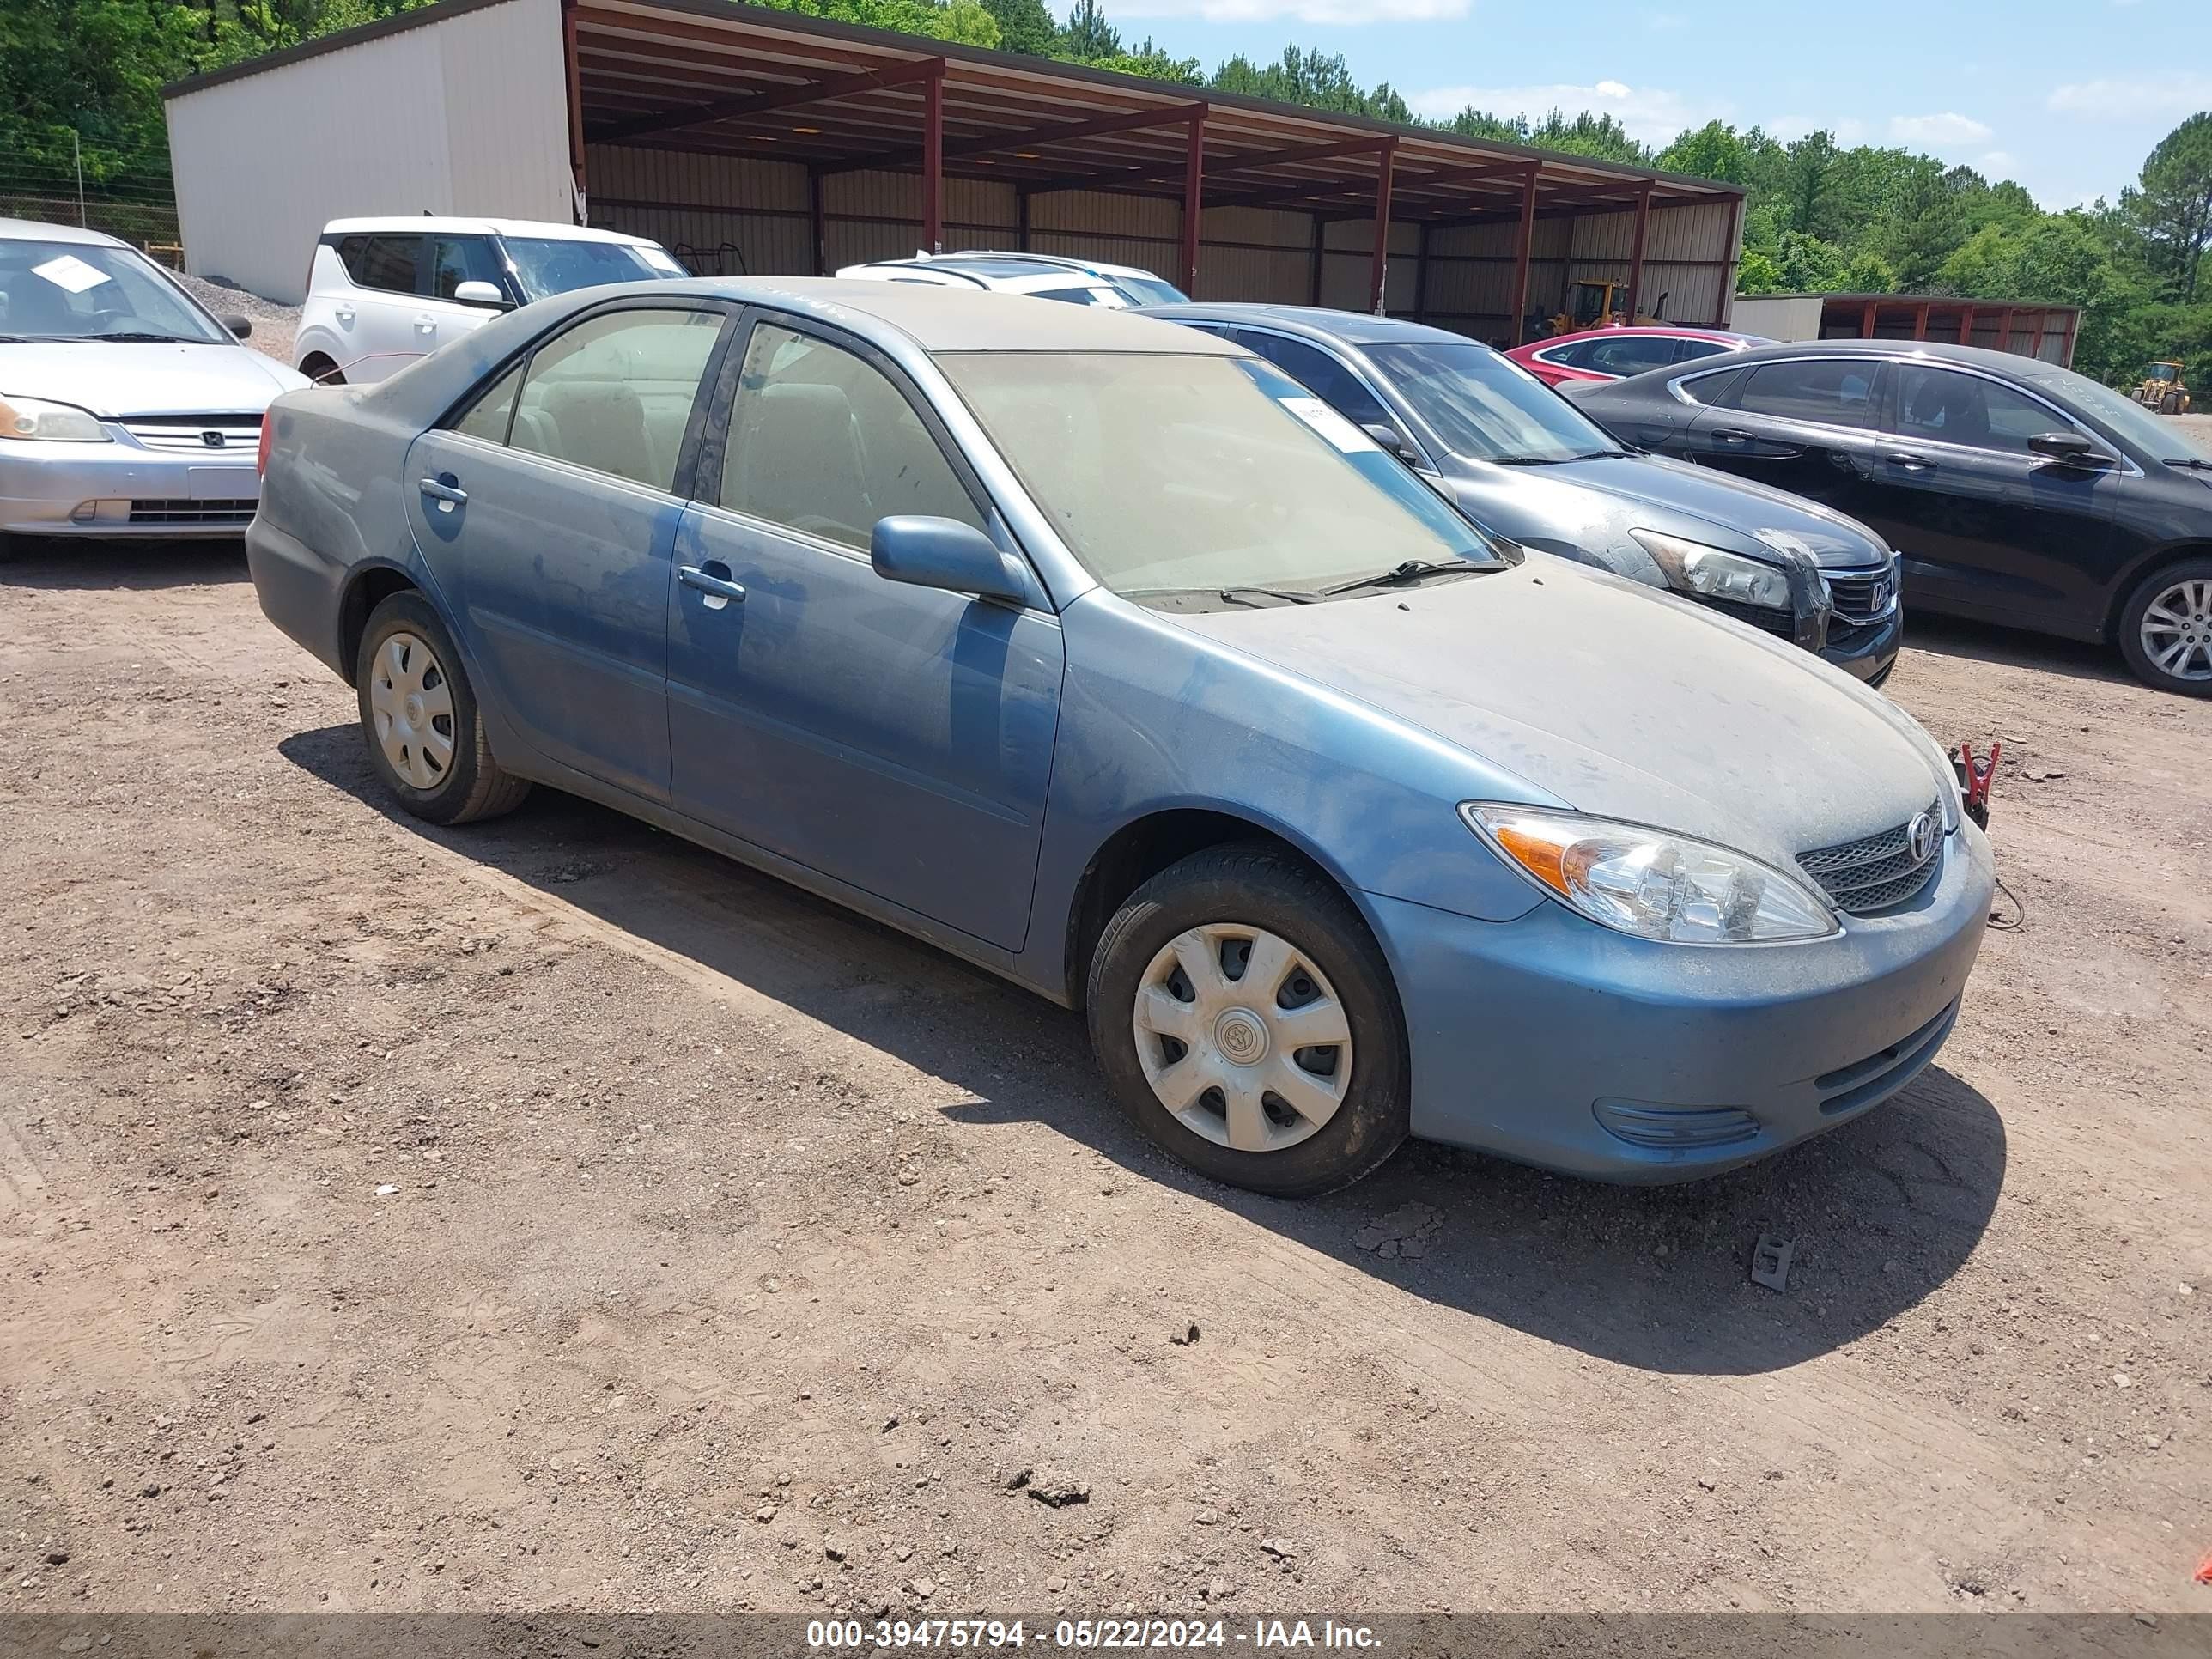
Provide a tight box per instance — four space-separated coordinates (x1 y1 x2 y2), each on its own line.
0 160 182 263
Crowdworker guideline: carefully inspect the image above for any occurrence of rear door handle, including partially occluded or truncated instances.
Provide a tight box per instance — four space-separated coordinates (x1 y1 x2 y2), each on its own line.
1887 453 1935 471
679 564 747 608
334 306 356 325
418 477 468 509
1711 427 1753 445
414 314 438 334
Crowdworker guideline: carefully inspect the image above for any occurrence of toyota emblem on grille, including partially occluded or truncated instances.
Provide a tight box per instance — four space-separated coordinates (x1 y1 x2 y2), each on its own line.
201 430 226 448
1908 811 1937 863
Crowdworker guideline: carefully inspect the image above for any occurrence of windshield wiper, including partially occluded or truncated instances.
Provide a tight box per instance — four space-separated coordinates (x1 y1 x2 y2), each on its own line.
1324 559 1475 596
1218 586 1316 607
89 332 207 344
2165 456 2212 471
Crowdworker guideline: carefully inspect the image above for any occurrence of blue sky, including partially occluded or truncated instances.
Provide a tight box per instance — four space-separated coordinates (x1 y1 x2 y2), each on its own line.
1074 0 2210 210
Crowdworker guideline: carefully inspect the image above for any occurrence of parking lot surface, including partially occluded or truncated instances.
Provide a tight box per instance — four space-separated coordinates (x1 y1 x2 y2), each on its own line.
1 544 2205 1613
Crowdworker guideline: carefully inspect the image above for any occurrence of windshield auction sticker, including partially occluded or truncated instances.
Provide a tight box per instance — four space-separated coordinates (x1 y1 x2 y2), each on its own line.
31 254 112 294
1278 395 1381 454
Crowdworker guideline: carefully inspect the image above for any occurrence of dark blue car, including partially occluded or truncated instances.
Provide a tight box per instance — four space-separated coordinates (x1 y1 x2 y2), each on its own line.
245 280 1990 1195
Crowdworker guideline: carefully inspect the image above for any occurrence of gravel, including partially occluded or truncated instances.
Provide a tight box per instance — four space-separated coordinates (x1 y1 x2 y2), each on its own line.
173 270 300 368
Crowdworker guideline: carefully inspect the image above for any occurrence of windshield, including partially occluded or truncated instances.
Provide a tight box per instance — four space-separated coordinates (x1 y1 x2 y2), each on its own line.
1112 275 1190 306
939 350 1498 601
500 238 685 302
0 239 227 344
1366 339 1622 464
2032 364 2210 463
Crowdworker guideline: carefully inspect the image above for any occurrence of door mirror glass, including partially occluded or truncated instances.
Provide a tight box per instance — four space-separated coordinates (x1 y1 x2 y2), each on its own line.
871 515 1026 604
453 280 507 310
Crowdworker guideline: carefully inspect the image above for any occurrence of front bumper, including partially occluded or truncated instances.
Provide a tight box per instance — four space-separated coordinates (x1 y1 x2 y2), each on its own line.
0 441 261 538
1366 819 1994 1182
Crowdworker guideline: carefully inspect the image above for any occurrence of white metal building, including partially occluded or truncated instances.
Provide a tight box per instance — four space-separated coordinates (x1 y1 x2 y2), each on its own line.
163 0 1746 343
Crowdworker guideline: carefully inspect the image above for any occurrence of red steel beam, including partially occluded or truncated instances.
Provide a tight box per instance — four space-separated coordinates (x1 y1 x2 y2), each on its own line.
921 61 945 254
1509 164 1539 345
1958 301 1975 344
808 167 825 274
1031 134 1389 199
1626 184 1650 322
1859 298 1877 338
817 101 1207 178
1368 138 1395 316
1308 215 1324 306
1180 109 1206 296
586 55 946 145
1914 301 1930 340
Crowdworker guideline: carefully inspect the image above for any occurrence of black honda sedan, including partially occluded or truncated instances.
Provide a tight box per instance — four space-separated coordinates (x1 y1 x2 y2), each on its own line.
1566 339 2212 694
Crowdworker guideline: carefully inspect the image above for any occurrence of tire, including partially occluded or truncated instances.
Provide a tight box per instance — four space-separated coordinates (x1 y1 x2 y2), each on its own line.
2117 557 2212 697
1085 842 1409 1198
300 356 344 386
2158 390 2182 416
355 591 532 822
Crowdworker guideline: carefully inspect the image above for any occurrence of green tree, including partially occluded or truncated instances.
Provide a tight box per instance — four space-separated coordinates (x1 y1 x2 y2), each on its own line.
2124 112 2212 301
1656 120 1751 185
979 0 1054 54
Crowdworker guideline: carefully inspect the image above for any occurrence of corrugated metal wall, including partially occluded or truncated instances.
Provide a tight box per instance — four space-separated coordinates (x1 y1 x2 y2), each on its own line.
165 0 569 303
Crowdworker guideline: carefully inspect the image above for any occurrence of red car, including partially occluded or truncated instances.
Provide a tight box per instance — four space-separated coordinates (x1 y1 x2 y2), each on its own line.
1508 325 1771 387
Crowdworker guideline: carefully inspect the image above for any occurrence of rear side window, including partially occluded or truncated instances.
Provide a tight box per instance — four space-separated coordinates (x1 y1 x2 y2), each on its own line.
720 321 986 551
1534 340 1597 370
1236 331 1395 433
1676 366 1745 406
1731 358 1878 428
1675 338 1735 365
507 307 724 492
348 235 426 295
453 362 522 444
429 236 505 301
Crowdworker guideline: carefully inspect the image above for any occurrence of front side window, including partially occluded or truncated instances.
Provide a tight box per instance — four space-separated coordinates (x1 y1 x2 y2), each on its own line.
1893 365 2071 457
0 237 227 343
507 307 723 491
1111 276 1189 306
937 349 1497 600
720 322 985 551
1237 332 1395 432
430 237 506 301
1364 339 1621 465
1731 358 1878 428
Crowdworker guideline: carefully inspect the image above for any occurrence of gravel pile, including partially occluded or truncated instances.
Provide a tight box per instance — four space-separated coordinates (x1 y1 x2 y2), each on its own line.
173 271 301 368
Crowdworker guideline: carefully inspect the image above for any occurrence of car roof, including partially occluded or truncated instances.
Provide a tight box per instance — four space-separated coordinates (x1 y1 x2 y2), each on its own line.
320 216 655 246
1134 302 1478 349
870 250 1157 281
0 216 128 249
1531 325 1768 346
685 276 1243 354
1717 337 2063 379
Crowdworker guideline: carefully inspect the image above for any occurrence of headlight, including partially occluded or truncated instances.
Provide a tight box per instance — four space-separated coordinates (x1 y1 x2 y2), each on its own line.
0 395 108 443
1631 528 1790 611
1463 804 1839 944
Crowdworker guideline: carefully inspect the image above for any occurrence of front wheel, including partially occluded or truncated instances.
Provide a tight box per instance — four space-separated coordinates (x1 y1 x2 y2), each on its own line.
356 591 532 821
2118 561 2212 697
1085 844 1409 1198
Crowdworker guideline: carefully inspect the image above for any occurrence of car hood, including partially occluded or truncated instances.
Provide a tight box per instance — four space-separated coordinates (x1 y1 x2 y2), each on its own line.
1440 450 1889 574
1169 556 1948 871
0 342 305 416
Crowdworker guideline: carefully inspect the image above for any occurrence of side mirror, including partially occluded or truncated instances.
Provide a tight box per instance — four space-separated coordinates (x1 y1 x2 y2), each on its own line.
871 516 1028 605
220 313 252 340
1362 422 1419 463
453 280 508 311
2029 430 2112 468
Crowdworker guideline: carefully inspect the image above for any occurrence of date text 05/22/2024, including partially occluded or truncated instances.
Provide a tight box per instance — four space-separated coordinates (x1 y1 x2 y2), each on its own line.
805 1620 1381 1650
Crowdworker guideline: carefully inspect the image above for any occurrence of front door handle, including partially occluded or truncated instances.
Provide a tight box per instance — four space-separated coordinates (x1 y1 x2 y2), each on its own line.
1887 453 1935 471
418 477 468 510
1711 427 1753 445
679 563 747 608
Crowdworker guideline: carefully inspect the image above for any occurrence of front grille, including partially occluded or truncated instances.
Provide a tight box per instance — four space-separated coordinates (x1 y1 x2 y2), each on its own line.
119 415 264 453
128 499 257 525
1798 807 1943 915
1826 565 1899 623
1707 596 1794 636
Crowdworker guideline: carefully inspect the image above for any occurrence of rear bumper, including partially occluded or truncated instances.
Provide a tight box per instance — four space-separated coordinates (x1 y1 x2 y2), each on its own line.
1366 820 1994 1182
0 445 260 538
245 516 351 678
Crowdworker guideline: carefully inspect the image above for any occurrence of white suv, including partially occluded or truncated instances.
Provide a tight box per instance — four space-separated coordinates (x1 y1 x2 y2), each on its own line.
833 251 1187 308
293 217 687 384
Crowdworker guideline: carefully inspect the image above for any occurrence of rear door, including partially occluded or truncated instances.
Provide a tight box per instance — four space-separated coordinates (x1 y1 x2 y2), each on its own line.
665 312 1064 951
1683 355 1893 526
404 300 732 801
340 234 431 381
1863 361 2122 627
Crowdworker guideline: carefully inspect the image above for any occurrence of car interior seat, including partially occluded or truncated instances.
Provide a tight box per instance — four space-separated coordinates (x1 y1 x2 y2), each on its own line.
536 380 656 489
728 382 873 544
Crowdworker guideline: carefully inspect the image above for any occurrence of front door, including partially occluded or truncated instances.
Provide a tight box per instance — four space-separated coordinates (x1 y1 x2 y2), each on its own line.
404 301 731 801
1860 361 2123 629
665 313 1065 952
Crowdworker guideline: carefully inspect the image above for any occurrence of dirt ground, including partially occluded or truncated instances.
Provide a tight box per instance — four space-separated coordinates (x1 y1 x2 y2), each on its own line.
0 538 2206 1620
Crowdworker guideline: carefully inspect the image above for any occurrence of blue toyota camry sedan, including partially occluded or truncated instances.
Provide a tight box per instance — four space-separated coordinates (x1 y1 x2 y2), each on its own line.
246 279 1991 1197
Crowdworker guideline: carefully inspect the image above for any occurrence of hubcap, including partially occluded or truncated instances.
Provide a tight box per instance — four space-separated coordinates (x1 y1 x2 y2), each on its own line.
367 630 457 789
1131 924 1352 1153
2141 579 2212 682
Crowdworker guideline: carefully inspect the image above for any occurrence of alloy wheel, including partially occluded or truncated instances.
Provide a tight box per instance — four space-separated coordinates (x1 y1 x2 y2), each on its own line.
1131 924 1353 1153
2139 579 2212 684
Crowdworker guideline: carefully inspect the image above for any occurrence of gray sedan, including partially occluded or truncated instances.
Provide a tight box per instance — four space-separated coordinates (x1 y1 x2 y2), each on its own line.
1140 304 1903 684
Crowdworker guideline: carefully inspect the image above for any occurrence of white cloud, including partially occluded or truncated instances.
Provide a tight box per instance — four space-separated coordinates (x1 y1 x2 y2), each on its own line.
1887 112 1994 148
1976 149 2015 174
1406 79 1725 145
1109 0 1463 19
1765 114 1869 145
2046 73 2212 119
